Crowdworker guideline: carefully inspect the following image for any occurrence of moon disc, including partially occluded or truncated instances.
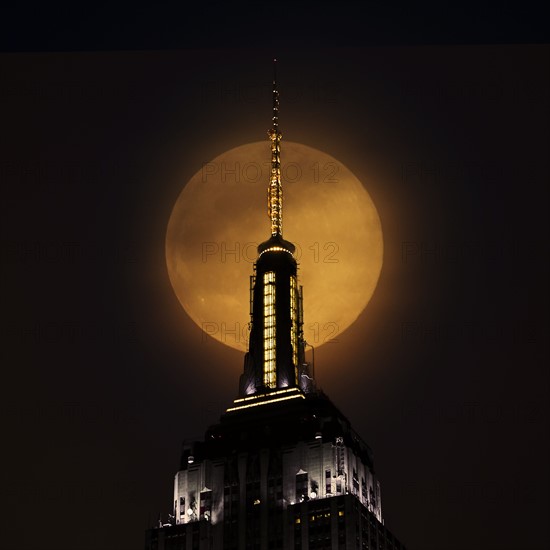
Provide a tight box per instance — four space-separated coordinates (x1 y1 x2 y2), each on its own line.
165 141 383 352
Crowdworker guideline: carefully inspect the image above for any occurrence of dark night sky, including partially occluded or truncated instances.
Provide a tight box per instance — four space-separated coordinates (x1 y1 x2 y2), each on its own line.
1 4 548 550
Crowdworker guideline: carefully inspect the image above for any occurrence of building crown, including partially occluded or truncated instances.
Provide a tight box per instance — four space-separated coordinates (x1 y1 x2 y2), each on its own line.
237 61 313 400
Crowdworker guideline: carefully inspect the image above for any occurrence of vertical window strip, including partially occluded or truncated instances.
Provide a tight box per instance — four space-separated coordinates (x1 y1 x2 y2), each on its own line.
263 271 276 388
290 275 298 382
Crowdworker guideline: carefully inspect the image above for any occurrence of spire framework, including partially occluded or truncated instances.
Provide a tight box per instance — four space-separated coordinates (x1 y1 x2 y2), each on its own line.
268 58 283 237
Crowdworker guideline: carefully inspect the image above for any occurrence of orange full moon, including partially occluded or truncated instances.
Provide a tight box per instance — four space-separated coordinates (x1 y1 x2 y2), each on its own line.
165 141 383 352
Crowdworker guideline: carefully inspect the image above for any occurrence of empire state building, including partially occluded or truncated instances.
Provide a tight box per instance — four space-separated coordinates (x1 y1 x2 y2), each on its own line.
146 63 407 550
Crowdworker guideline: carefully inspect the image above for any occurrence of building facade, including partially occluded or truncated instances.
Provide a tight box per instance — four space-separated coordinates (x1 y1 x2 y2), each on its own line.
146 64 406 550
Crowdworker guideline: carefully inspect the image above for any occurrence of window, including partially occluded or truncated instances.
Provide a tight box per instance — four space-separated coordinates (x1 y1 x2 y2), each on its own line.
325 469 331 494
296 471 308 502
290 275 298 379
200 490 212 521
263 271 276 388
335 436 345 475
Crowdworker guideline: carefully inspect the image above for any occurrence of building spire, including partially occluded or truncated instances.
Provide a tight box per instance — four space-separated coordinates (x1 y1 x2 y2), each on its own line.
268 58 283 237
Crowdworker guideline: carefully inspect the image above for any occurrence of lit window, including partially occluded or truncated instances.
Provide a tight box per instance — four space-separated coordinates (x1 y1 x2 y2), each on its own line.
263 271 276 388
290 275 298 381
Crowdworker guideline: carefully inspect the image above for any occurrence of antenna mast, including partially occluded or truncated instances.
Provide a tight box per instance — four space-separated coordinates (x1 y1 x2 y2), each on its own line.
267 58 283 237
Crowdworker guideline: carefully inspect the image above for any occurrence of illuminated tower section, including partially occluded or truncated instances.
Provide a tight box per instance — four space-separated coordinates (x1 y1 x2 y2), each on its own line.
239 60 309 398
